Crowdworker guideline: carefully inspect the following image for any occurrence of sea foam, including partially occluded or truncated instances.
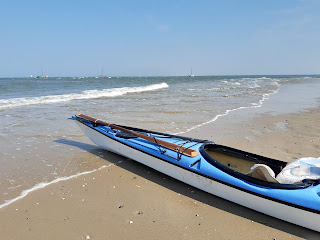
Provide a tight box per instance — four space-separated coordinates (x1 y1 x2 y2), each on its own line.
0 162 121 209
176 83 280 135
0 82 169 109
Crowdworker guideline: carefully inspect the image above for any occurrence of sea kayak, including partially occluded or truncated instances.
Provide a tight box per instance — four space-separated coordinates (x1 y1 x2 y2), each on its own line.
72 114 320 232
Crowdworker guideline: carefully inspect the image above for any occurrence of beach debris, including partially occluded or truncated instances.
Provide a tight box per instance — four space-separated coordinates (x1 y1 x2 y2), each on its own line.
129 220 134 224
118 205 124 208
138 211 143 215
132 176 137 180
195 214 199 217
113 186 116 188
61 197 66 200
15 208 19 211
85 235 91 240
136 185 140 188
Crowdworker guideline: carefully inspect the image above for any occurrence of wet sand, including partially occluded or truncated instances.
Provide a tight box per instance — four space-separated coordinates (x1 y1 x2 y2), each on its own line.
1 107 320 239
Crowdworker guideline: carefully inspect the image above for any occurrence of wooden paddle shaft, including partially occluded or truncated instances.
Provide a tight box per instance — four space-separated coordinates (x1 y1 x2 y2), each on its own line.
76 114 199 157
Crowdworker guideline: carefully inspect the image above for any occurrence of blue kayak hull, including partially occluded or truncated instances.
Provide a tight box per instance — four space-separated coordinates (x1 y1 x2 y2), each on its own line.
72 115 320 232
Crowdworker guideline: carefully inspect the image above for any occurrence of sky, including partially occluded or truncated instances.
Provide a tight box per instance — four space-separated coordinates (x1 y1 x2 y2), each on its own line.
0 0 319 77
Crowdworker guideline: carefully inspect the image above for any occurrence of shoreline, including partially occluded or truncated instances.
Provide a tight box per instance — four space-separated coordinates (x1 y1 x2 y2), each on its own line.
0 105 320 239
186 105 320 162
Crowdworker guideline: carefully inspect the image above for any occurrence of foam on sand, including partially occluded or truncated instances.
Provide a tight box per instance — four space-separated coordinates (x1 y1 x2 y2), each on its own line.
0 161 122 209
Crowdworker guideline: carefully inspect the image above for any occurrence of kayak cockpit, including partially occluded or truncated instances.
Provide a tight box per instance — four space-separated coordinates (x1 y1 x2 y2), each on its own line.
205 145 284 175
201 144 316 189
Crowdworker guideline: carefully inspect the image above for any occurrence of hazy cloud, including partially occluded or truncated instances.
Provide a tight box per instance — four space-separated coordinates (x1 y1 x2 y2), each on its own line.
157 25 169 32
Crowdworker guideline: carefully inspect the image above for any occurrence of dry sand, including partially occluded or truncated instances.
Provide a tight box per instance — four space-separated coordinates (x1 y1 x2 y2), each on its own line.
0 107 320 239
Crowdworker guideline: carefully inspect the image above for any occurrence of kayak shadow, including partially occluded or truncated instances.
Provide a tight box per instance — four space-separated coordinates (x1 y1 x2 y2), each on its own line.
56 138 319 239
54 138 98 151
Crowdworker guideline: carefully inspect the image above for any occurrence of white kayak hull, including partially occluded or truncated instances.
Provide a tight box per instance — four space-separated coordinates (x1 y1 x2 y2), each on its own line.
75 121 320 232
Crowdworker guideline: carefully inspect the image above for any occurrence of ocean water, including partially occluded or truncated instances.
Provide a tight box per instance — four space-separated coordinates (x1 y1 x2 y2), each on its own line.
0 75 319 207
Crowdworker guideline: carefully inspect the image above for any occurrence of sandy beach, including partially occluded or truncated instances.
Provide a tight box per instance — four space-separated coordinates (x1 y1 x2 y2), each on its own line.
2 0 320 238
1 102 320 240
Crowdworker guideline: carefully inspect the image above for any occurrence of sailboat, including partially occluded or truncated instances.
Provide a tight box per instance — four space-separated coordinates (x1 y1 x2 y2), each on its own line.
96 68 107 78
188 68 195 77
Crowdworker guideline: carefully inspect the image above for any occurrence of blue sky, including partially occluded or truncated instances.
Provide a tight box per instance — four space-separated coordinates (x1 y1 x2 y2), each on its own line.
0 0 319 77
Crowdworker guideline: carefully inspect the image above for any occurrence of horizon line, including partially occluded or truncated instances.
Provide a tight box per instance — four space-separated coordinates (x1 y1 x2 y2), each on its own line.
1 73 320 79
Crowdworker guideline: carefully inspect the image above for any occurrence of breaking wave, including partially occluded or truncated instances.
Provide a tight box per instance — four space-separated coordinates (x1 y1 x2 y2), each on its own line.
0 82 169 109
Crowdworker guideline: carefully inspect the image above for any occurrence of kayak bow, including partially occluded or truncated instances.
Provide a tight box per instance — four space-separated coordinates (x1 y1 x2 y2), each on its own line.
76 114 199 157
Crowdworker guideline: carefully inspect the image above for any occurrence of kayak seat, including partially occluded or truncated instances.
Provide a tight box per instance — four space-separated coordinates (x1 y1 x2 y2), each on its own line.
247 164 279 183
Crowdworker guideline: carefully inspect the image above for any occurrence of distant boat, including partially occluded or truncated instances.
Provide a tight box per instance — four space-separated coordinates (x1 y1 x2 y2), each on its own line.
188 68 195 77
96 67 107 78
36 69 48 79
96 75 106 78
36 75 48 79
